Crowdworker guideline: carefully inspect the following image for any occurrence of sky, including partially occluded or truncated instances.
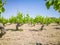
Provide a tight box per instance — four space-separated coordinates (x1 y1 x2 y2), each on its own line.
2 0 60 18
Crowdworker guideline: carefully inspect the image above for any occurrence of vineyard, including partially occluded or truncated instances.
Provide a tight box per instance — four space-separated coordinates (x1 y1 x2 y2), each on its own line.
0 0 60 45
0 13 60 45
0 12 60 25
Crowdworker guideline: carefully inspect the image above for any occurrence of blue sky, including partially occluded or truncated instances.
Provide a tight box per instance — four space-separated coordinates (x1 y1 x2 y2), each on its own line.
2 0 60 18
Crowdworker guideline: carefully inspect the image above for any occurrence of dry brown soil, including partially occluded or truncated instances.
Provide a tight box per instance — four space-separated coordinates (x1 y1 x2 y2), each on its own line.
0 23 60 45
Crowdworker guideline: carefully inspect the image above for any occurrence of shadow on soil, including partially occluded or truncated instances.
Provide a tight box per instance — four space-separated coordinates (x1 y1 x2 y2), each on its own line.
5 29 23 31
29 29 41 32
54 27 60 30
36 43 42 45
0 33 6 38
6 29 16 31
51 25 59 26
29 28 47 32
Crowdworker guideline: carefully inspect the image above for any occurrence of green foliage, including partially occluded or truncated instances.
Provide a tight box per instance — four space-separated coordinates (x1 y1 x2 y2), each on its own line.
0 16 8 25
7 13 60 25
0 0 6 14
16 12 23 24
23 14 30 23
50 17 57 23
0 12 60 25
45 0 60 12
0 0 6 25
35 15 44 24
44 16 51 25
30 17 35 24
8 16 17 23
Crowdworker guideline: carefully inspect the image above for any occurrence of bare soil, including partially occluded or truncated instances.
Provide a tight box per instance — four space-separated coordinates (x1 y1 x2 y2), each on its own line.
0 23 60 45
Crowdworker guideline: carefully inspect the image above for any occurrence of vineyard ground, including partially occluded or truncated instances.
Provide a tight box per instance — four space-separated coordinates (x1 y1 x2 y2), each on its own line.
0 23 60 45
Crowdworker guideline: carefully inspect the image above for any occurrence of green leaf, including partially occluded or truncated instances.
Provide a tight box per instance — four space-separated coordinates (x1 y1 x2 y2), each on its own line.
45 0 60 12
46 1 50 9
0 7 5 13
